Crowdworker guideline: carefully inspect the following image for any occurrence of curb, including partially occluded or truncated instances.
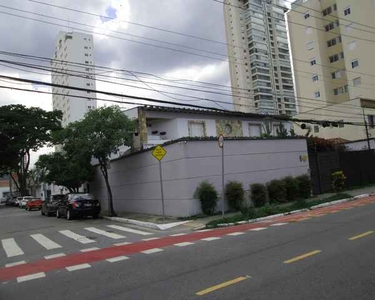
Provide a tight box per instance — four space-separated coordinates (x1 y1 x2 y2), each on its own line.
103 216 189 231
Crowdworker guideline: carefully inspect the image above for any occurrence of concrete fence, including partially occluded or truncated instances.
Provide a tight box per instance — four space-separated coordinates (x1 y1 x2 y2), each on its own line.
90 138 309 217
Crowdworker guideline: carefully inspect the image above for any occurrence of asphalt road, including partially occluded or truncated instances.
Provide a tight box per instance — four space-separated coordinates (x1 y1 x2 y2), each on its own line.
1 198 375 300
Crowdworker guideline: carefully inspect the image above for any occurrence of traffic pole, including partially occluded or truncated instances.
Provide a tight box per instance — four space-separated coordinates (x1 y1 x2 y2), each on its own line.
159 160 165 220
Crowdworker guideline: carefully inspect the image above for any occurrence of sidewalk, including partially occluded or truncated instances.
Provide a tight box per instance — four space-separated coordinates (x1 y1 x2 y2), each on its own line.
178 184 375 230
103 185 375 231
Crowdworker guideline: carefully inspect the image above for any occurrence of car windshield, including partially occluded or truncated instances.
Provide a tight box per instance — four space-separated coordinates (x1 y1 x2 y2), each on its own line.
52 195 64 201
71 194 93 200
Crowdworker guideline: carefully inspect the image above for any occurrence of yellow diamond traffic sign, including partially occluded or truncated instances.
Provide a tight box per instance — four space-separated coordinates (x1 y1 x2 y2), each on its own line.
152 145 167 161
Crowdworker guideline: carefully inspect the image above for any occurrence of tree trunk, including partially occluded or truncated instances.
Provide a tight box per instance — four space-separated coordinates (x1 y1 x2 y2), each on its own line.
99 158 115 216
10 173 20 192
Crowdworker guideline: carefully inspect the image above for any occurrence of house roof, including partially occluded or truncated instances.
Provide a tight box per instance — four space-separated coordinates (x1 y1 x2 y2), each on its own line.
141 105 290 121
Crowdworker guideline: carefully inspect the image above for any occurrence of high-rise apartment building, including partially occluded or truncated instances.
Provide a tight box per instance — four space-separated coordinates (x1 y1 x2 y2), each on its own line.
288 0 375 141
51 31 97 127
224 0 297 115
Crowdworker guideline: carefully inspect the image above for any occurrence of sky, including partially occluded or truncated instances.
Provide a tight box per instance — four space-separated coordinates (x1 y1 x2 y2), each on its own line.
0 0 232 165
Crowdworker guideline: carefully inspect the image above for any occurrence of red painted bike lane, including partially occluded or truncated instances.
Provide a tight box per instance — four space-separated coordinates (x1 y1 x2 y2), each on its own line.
1 195 374 282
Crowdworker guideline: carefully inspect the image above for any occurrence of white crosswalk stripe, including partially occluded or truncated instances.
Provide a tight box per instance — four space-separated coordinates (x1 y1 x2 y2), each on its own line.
5 261 26 268
17 272 45 283
85 227 125 239
30 234 62 250
2 238 24 258
59 230 96 244
106 225 153 236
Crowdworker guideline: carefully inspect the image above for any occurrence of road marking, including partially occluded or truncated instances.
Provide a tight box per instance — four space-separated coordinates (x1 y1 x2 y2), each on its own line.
271 223 288 226
284 250 321 264
174 242 194 247
330 210 339 213
249 227 267 231
142 237 159 241
66 263 91 272
114 242 132 246
85 227 125 240
201 237 221 241
170 233 187 237
297 217 311 221
196 276 248 296
197 229 213 232
30 234 62 250
349 231 374 241
5 261 26 268
106 225 152 236
44 253 66 260
141 248 163 254
17 272 45 283
59 230 96 244
80 247 100 252
106 256 129 263
1 238 24 258
227 232 245 236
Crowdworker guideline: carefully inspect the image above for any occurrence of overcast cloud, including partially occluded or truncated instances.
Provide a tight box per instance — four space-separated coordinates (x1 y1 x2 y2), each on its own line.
0 0 233 164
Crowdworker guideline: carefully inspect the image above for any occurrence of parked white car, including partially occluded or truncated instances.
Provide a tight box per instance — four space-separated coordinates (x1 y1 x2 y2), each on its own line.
20 196 34 209
15 197 23 207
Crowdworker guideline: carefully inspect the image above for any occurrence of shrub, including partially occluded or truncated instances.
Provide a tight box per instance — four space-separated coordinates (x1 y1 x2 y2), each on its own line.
332 171 346 192
283 176 299 202
296 174 312 199
225 181 245 211
267 179 287 204
194 181 218 215
250 183 268 207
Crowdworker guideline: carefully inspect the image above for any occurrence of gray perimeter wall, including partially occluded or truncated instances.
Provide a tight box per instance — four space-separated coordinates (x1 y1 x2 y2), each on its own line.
90 139 309 217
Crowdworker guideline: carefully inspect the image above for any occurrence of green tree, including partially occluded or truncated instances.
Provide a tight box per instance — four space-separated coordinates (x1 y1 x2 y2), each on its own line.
0 105 62 195
36 151 93 193
60 106 134 216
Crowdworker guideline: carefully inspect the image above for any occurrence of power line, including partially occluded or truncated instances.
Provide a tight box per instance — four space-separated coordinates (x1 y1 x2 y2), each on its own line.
0 52 367 117
27 0 239 49
0 77 365 127
0 58 367 119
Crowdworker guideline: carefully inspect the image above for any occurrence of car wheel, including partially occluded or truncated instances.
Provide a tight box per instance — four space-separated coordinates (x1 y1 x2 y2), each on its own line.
41 209 45 215
66 210 73 220
56 209 60 218
27 206 30 211
92 214 99 219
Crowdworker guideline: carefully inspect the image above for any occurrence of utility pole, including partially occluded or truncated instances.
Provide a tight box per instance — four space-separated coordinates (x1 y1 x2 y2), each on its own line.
362 108 371 151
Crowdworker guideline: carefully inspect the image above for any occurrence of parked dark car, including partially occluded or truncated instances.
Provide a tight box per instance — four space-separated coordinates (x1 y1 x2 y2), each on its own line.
5 196 16 206
41 194 65 216
56 193 100 220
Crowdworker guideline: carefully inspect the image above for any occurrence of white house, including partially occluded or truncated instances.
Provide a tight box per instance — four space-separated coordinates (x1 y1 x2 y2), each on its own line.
123 106 294 151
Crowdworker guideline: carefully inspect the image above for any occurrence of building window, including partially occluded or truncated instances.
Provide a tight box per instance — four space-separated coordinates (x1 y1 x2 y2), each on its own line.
304 11 310 19
327 38 337 47
312 74 318 82
85 54 89 56
344 6 351 16
348 41 357 51
86 83 91 86
353 77 361 86
188 121 206 137
249 124 262 137
307 41 314 50
310 58 316 66
331 70 341 79
314 125 319 133
339 51 344 59
351 59 359 68
329 54 339 63
84 46 88 49
368 116 375 128
314 91 321 98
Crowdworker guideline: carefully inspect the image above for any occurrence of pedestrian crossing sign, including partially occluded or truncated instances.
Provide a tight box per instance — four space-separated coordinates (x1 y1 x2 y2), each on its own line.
152 145 167 161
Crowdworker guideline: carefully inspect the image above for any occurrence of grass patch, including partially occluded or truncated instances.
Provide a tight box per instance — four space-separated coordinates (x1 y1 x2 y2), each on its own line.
206 192 352 228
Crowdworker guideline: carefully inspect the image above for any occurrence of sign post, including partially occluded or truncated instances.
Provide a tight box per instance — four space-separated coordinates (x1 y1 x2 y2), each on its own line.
218 134 225 218
152 145 167 220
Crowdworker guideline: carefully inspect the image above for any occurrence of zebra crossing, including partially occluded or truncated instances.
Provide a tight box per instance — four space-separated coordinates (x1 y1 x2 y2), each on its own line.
0 225 154 262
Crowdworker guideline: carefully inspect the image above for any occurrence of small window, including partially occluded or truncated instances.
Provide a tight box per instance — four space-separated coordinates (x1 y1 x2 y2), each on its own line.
333 4 337 11
314 91 321 98
314 125 319 133
86 83 91 86
85 54 88 57
84 46 88 49
333 88 339 95
337 36 342 43
368 116 375 128
353 77 361 86
312 74 318 82
351 59 359 68
344 6 351 16
310 58 316 66
339 52 344 59
304 11 310 19
307 41 314 50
